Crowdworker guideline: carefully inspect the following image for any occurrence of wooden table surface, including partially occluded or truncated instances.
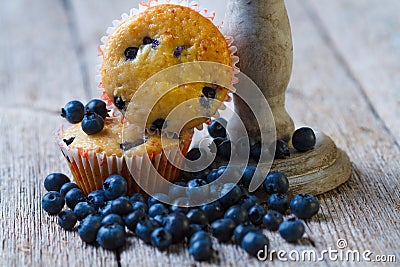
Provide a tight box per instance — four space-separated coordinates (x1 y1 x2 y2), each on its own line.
1 0 399 266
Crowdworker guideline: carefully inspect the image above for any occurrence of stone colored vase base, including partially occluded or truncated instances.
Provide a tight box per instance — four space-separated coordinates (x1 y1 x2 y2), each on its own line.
269 131 352 196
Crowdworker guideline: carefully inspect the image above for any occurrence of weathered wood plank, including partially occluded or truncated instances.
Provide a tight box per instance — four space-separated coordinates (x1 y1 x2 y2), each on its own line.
0 111 117 266
66 0 400 266
0 0 87 109
0 0 117 265
1 0 399 266
286 0 400 262
306 0 400 141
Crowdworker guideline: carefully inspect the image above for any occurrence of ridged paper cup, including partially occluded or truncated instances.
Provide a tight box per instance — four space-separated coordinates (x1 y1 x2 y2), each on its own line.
56 123 192 195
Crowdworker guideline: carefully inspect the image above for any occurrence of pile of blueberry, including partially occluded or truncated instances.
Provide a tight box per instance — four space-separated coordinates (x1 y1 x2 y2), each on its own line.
61 99 109 135
206 118 317 162
42 167 320 261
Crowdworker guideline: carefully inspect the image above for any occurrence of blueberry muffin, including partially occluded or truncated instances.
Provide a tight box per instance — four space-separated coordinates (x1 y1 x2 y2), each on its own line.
59 117 192 194
100 4 233 131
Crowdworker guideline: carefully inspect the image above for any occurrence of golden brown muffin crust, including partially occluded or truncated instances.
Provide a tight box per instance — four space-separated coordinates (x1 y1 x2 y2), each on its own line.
100 4 232 130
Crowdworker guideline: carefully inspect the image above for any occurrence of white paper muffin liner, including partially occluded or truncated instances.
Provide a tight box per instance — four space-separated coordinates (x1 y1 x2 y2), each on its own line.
96 0 240 133
55 124 192 195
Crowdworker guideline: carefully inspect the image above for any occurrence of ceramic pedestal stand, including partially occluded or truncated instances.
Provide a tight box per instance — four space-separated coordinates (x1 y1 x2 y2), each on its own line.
225 0 351 195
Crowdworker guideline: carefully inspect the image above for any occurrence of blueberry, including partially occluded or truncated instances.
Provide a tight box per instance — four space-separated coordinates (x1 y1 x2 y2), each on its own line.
206 168 220 183
143 36 152 44
111 196 133 215
125 47 139 60
60 182 79 197
143 37 159 48
186 209 208 227
151 228 173 250
74 201 96 220
224 205 248 225
292 127 316 152
185 147 201 161
98 201 113 217
219 183 242 209
181 169 208 181
65 188 86 209
129 193 146 203
239 195 262 210
207 118 227 138
164 212 190 243
236 136 251 159
186 178 208 201
262 210 283 231
210 218 236 243
132 201 149 213
263 171 289 194
124 210 147 232
169 197 190 214
268 193 290 214
150 118 166 131
87 190 106 208
240 165 262 189
58 210 77 230
202 86 216 99
44 173 70 192
272 139 290 159
167 181 187 200
200 201 224 222
78 214 102 243
248 205 267 225
101 214 124 226
84 99 108 119
241 232 269 257
189 230 212 247
148 203 169 217
114 96 126 111
209 137 226 154
278 218 305 242
81 112 104 135
216 165 242 183
217 139 234 160
250 142 261 162
290 194 320 219
61 100 84 124
152 215 165 225
136 218 160 244
148 193 170 206
174 45 186 58
97 223 126 250
188 224 203 238
189 240 213 262
233 224 260 244
103 175 127 200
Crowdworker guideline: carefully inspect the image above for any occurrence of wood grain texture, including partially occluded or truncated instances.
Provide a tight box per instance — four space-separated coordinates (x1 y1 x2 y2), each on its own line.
0 0 399 266
0 111 117 266
0 0 86 109
0 0 116 265
306 0 400 142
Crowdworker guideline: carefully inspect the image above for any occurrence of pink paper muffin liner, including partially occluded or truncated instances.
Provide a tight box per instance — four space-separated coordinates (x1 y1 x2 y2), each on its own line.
56 125 192 195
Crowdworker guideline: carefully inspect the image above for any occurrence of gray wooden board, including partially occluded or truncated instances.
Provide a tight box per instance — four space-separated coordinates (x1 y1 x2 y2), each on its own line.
0 0 399 266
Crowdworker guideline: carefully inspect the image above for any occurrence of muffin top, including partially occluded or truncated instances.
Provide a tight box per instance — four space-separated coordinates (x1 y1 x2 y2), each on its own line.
100 4 232 131
62 117 188 157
